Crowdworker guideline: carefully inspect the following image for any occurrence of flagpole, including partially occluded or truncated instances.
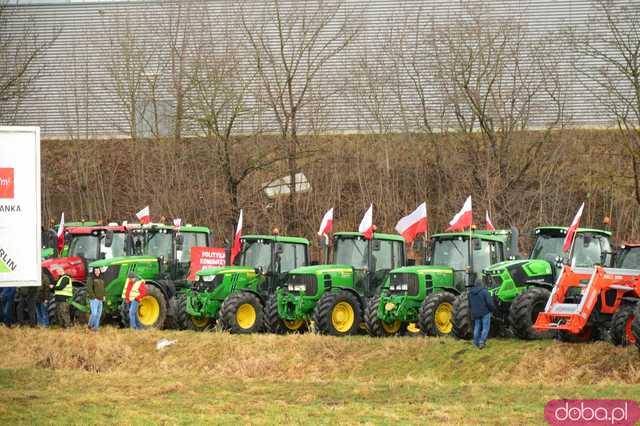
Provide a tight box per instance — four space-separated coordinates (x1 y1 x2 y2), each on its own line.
468 224 474 287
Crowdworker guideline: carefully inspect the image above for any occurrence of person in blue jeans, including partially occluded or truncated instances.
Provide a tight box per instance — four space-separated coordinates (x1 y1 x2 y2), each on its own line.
86 268 105 331
36 272 51 327
0 287 17 327
468 279 496 349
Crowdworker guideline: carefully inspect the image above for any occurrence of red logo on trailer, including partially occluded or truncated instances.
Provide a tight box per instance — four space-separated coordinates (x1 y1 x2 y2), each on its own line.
0 168 14 199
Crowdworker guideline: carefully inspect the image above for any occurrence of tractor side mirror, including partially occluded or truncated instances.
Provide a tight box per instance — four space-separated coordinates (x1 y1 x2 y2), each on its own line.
407 258 416 266
473 239 482 251
372 240 381 251
425 256 432 265
99 252 106 260
275 243 284 254
255 266 264 275
104 231 114 248
310 260 319 266
583 234 592 247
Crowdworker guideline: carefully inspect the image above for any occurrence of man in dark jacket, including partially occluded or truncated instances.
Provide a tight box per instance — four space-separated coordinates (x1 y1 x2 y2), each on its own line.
36 273 51 327
468 279 496 349
86 268 105 331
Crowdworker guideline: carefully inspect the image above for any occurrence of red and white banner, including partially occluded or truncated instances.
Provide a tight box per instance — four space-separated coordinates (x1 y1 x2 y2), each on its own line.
395 202 427 242
446 196 473 231
188 247 226 280
317 208 334 237
136 206 151 224
230 209 243 264
485 210 495 231
56 212 65 253
563 202 585 253
359 204 374 240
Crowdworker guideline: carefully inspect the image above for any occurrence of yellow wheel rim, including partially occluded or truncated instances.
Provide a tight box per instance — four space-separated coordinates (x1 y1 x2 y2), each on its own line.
331 301 355 333
191 315 209 328
382 320 402 334
236 303 256 329
137 296 160 326
434 302 453 334
283 319 304 331
406 323 421 334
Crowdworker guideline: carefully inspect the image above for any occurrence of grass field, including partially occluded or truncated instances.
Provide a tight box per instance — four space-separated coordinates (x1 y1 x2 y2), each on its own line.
0 326 638 425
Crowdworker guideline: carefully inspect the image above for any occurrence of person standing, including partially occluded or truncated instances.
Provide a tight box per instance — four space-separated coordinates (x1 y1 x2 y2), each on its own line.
86 268 105 331
468 279 496 349
0 287 17 327
53 275 73 328
36 272 51 327
16 285 38 326
122 272 146 330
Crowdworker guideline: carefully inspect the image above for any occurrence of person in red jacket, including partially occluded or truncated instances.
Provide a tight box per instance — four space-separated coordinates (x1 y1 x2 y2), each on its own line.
122 272 147 330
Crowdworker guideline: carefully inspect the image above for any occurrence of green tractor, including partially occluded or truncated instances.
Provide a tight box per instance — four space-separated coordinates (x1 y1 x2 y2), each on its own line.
366 229 519 337
175 235 310 333
456 226 612 340
81 223 211 329
271 232 406 336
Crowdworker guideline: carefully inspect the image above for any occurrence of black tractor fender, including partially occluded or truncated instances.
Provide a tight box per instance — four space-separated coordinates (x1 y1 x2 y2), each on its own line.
235 288 264 305
147 279 175 301
333 286 365 309
430 286 461 296
524 280 554 291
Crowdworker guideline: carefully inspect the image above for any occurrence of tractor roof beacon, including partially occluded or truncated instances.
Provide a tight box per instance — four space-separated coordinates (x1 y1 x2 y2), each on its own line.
272 232 406 336
367 228 518 337
477 226 612 341
176 235 310 334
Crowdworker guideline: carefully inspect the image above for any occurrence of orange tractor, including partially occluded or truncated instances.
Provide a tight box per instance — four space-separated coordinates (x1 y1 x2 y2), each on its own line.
534 264 640 346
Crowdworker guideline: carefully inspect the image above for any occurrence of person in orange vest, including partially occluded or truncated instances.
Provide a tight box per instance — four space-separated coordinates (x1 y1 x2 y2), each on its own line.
122 272 147 330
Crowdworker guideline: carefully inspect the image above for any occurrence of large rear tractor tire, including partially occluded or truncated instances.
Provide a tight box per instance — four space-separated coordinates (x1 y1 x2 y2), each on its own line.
632 304 640 351
419 292 456 337
313 290 362 336
610 304 637 347
46 299 57 326
264 294 306 334
137 286 168 329
365 295 402 337
509 287 552 340
175 294 212 331
452 293 472 340
219 292 264 334
71 286 90 325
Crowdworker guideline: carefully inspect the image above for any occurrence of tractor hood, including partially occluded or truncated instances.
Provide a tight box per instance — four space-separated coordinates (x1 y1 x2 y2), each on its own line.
42 256 86 281
390 265 455 276
288 264 354 276
196 266 259 277
484 259 530 273
89 255 158 269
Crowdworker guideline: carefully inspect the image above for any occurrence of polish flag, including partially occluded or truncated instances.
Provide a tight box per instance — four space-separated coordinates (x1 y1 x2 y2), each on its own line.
230 209 243 264
358 204 374 240
485 210 495 231
56 212 65 253
395 202 428 243
173 218 182 228
136 206 151 224
446 196 473 231
562 202 585 253
317 208 334 237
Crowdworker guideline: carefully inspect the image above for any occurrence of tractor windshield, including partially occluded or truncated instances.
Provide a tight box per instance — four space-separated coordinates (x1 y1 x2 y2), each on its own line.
334 237 368 269
432 238 500 272
68 235 99 260
530 234 564 261
100 233 127 259
617 248 640 269
572 234 611 267
146 231 173 259
239 240 272 270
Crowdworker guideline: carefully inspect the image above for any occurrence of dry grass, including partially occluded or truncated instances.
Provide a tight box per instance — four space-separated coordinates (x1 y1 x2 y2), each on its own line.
0 326 638 425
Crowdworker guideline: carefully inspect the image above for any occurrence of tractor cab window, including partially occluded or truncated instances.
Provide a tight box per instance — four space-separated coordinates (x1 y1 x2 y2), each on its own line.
334 237 368 269
472 240 500 271
68 235 99 260
617 248 640 269
572 234 611 267
371 240 403 271
100 232 127 259
146 231 173 260
432 238 467 271
179 232 208 263
276 243 297 273
530 233 565 261
240 239 272 270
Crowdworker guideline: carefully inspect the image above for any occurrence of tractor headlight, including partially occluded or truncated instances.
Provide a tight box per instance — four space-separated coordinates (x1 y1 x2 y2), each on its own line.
287 284 306 292
202 274 217 282
389 283 408 291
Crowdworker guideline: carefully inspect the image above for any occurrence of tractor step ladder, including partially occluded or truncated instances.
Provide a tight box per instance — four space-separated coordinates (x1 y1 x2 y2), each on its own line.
534 266 640 335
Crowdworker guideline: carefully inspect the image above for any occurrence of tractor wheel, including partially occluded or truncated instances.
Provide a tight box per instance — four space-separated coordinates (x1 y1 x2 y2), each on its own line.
452 293 472 340
558 326 597 343
364 295 402 337
402 323 422 337
610 304 637 347
632 304 640 351
71 287 90 324
418 292 456 337
313 290 362 336
219 292 264 334
264 295 306 334
46 299 57 326
136 286 168 329
175 295 212 332
509 287 552 340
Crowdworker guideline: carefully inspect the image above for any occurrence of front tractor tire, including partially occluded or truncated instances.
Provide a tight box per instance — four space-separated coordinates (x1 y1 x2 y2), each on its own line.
313 290 362 336
452 293 472 340
265 295 307 334
365 295 402 337
219 292 264 334
632 304 640 351
175 295 212 332
72 286 90 324
509 287 552 340
610 304 637 347
419 292 456 337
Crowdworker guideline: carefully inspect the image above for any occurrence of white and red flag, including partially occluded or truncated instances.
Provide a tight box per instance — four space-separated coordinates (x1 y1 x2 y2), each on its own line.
317 208 334 237
136 206 151 224
395 202 428 243
446 196 473 231
56 212 65 253
485 210 495 231
173 218 182 228
230 209 243 264
358 204 374 240
562 202 585 253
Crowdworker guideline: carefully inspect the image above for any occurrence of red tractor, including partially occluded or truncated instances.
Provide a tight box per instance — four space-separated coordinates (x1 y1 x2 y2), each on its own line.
534 264 640 345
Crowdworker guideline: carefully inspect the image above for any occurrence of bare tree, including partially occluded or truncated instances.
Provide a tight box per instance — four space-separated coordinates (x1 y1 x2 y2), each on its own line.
572 0 640 204
241 0 359 229
0 1 59 123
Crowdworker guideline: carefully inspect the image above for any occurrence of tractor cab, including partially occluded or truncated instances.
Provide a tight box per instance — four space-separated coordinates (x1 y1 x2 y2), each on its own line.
615 244 640 269
530 227 613 269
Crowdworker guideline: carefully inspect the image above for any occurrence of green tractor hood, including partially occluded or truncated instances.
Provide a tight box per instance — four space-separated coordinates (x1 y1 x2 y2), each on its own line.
196 265 260 278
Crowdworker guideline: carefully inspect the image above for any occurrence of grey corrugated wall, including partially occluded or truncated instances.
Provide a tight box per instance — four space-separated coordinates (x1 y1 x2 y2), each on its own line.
1 0 623 138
